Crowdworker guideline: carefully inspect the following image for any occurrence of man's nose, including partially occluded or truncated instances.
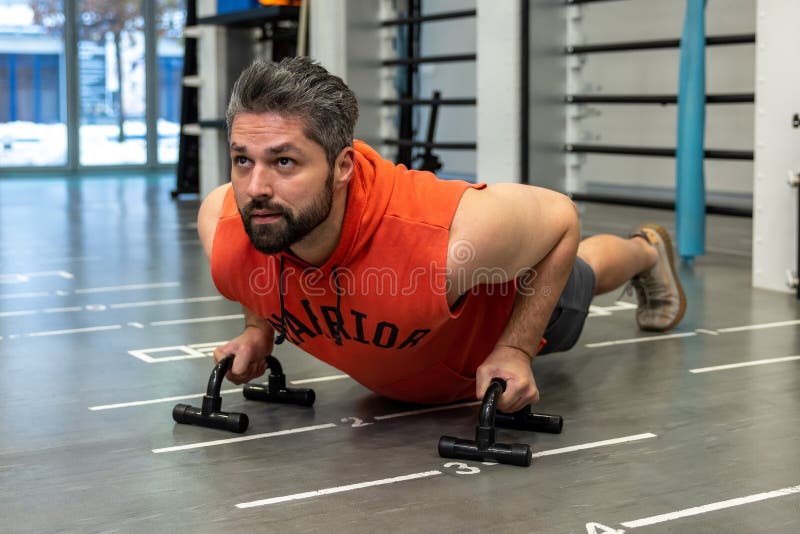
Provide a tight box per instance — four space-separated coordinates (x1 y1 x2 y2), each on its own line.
246 164 276 198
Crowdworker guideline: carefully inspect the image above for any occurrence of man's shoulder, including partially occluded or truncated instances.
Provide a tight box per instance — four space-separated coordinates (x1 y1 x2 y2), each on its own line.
198 184 233 259
387 171 483 228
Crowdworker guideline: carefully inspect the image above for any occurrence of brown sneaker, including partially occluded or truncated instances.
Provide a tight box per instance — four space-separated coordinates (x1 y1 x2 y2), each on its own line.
629 224 687 331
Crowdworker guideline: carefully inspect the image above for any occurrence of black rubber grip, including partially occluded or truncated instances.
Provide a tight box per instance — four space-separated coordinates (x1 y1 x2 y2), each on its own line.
242 383 316 406
438 436 532 467
172 403 249 433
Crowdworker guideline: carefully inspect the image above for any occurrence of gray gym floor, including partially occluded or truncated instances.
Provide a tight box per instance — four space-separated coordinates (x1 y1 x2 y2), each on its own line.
1 173 798 534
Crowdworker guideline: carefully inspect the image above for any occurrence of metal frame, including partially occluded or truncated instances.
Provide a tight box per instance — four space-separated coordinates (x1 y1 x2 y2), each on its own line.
566 33 755 54
382 98 476 106
381 9 476 26
565 93 754 105
380 3 478 169
145 0 158 166
565 144 754 160
559 1 757 216
569 192 752 218
381 53 476 67
520 0 529 185
564 0 622 4
381 139 476 150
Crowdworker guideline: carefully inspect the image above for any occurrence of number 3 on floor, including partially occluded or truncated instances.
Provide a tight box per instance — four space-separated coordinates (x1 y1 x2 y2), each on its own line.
443 462 481 475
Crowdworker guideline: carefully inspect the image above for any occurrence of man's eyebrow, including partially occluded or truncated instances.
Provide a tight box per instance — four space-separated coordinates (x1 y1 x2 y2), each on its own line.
229 142 302 155
266 143 301 155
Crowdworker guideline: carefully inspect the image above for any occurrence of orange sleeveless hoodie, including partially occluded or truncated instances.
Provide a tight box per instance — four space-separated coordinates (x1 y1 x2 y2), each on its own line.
211 140 516 404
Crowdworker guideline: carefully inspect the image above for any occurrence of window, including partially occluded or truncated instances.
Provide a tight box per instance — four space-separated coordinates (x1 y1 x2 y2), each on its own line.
0 0 66 167
0 0 186 170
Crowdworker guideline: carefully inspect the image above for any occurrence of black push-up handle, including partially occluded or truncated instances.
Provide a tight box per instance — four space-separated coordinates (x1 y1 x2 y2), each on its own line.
242 355 315 406
438 378 565 467
172 354 249 433
495 405 563 434
172 354 316 434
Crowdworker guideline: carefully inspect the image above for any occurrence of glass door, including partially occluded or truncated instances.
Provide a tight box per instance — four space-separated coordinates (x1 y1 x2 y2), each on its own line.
0 0 67 168
77 0 147 165
0 0 185 171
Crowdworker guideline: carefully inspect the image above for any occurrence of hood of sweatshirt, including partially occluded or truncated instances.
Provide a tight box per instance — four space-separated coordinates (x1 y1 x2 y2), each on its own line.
276 139 396 275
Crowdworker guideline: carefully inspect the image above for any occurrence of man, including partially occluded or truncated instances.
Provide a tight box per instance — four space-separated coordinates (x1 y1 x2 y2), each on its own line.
198 57 685 413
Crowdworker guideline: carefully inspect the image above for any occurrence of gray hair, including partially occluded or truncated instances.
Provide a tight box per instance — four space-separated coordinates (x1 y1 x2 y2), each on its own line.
226 57 359 167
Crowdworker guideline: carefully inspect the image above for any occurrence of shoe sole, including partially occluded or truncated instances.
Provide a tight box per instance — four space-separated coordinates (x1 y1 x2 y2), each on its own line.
641 223 687 332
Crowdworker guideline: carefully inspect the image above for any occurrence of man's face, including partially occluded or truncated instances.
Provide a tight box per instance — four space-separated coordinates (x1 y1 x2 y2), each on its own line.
229 113 335 255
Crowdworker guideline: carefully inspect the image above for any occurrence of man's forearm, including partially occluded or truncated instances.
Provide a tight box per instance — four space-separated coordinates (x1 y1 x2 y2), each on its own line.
495 222 580 358
243 305 274 335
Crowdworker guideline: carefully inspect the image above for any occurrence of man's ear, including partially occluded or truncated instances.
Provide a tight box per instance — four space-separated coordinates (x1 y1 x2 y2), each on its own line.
333 146 355 189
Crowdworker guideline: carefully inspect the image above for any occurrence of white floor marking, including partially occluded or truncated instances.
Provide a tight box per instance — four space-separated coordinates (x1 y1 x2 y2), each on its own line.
150 314 244 326
689 355 800 374
236 471 443 509
0 270 74 284
588 301 637 318
532 433 656 458
152 423 337 453
129 345 211 363
37 255 100 264
24 325 122 337
89 373 346 410
290 374 349 385
0 310 37 318
585 332 696 348
0 296 225 319
74 282 180 294
0 274 28 284
128 341 225 363
620 483 800 528
127 322 145 328
43 306 83 313
694 328 719 335
234 432 657 509
109 296 223 309
89 388 243 411
374 401 482 420
0 291 50 299
716 319 800 333
704 246 751 257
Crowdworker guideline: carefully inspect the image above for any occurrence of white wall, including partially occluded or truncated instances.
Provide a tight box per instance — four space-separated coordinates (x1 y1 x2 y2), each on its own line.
752 0 799 293
476 0 517 184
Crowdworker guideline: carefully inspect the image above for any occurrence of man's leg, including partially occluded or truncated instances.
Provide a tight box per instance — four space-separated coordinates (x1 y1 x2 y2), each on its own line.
577 234 656 296
577 224 686 331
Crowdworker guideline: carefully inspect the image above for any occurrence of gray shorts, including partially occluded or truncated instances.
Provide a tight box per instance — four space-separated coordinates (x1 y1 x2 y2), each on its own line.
538 256 596 355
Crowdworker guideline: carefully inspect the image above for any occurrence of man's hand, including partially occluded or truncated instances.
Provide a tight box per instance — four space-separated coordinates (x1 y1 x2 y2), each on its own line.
475 345 539 413
213 325 274 384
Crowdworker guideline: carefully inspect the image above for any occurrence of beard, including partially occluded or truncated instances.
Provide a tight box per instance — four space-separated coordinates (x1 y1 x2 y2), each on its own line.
240 171 334 255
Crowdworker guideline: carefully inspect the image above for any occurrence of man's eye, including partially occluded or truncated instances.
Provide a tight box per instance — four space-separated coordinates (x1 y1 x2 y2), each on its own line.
235 156 249 166
277 157 292 167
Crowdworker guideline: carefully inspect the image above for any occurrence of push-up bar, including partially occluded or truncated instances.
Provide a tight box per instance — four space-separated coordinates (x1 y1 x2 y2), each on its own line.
438 378 563 467
172 354 314 433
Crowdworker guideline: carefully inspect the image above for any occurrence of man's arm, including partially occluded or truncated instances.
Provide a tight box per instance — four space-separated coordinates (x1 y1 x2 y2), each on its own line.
197 183 275 383
213 304 274 384
448 184 580 412
197 183 231 259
